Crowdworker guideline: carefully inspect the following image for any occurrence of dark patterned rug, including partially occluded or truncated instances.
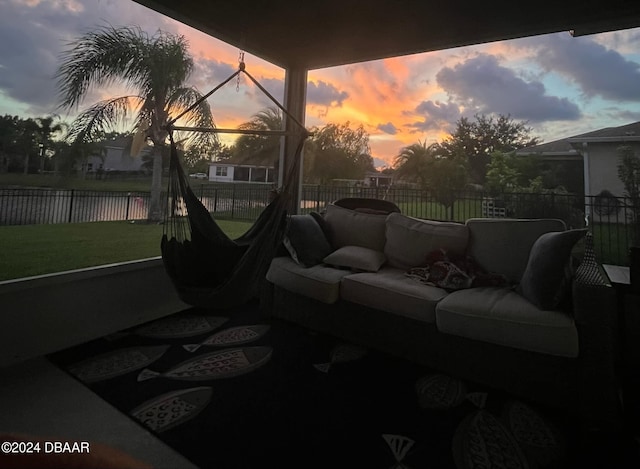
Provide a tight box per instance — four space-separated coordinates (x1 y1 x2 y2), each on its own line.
50 301 640 469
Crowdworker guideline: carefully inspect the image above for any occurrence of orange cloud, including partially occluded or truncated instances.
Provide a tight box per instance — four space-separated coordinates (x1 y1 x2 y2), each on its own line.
171 23 473 165
306 56 458 165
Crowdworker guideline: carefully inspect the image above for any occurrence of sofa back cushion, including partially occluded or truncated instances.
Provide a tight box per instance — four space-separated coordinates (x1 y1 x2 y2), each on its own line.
384 213 469 270
466 218 566 284
323 204 388 251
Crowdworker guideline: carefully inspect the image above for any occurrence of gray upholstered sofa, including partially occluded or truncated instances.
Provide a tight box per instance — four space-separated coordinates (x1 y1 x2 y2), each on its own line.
262 202 620 427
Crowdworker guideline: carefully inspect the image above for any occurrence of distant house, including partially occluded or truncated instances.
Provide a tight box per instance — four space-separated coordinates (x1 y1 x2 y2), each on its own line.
517 121 640 199
329 171 393 188
365 171 393 187
208 163 275 183
85 137 147 173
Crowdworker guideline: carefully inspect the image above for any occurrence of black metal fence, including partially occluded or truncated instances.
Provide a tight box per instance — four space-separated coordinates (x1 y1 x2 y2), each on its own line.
0 188 151 225
2 184 638 265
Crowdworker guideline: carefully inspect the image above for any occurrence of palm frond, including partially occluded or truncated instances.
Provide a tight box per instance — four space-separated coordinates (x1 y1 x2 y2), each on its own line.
166 87 218 148
65 96 142 144
56 25 193 110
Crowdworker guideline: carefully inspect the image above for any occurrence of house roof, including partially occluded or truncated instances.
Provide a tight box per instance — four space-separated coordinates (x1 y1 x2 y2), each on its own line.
132 0 640 70
517 121 640 157
516 139 578 156
567 121 640 142
103 136 132 149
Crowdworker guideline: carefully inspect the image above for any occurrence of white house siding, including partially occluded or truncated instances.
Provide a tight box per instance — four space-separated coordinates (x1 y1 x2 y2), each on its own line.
208 164 274 183
209 164 235 182
583 141 640 198
86 144 145 172
103 145 145 171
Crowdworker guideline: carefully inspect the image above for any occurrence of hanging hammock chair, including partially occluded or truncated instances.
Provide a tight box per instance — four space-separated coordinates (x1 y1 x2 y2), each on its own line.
161 62 309 309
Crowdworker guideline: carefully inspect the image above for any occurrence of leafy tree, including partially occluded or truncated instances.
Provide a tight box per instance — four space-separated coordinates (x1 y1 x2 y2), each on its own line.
0 115 23 173
440 114 540 185
304 122 373 183
16 118 39 174
183 145 212 173
428 157 468 209
228 113 373 184
485 151 521 193
55 25 217 221
617 145 640 243
311 122 370 158
214 144 234 161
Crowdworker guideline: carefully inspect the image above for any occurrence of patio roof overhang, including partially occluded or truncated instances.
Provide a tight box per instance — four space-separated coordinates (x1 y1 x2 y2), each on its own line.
132 0 640 212
132 0 640 70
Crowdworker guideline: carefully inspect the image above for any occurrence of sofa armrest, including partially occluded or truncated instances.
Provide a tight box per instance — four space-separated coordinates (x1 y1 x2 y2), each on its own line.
572 265 616 330
571 264 622 427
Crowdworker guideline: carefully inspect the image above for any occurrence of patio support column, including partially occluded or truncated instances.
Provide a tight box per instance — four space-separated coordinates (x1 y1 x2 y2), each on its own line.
279 66 308 214
582 142 592 221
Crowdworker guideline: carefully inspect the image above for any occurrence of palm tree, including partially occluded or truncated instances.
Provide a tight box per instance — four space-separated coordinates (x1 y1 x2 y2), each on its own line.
55 25 216 221
232 107 283 166
393 140 440 187
34 115 66 173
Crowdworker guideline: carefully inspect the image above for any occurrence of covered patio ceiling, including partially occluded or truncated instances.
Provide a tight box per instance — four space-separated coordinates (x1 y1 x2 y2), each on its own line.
133 0 640 70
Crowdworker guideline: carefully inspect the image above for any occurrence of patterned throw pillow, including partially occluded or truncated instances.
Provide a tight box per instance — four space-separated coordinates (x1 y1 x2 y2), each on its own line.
406 249 509 291
406 262 473 291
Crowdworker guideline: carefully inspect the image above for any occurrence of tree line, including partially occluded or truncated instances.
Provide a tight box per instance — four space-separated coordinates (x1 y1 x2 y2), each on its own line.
0 115 66 174
393 113 584 205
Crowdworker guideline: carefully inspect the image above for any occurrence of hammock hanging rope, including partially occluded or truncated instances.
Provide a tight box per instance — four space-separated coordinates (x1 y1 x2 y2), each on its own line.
161 62 309 309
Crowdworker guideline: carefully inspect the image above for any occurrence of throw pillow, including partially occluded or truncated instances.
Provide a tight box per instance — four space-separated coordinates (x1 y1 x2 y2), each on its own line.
284 215 332 267
309 211 333 247
323 246 387 272
517 228 587 310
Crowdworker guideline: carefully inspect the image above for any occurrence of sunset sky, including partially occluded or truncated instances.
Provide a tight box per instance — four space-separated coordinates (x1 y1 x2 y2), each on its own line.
1 0 639 167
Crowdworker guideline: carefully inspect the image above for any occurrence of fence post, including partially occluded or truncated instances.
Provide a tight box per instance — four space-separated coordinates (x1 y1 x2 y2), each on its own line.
68 189 74 223
231 184 236 219
125 193 131 220
214 188 218 213
449 194 454 221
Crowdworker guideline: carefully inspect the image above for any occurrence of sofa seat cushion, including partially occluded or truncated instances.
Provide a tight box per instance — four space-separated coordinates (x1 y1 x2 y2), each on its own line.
436 287 579 357
340 267 448 323
266 257 351 304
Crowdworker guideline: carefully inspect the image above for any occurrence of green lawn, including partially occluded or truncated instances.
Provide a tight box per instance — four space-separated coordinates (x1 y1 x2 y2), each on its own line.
0 219 253 281
396 199 484 222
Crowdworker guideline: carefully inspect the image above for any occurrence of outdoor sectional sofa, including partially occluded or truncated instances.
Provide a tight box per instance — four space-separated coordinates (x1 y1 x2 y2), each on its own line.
262 200 621 427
